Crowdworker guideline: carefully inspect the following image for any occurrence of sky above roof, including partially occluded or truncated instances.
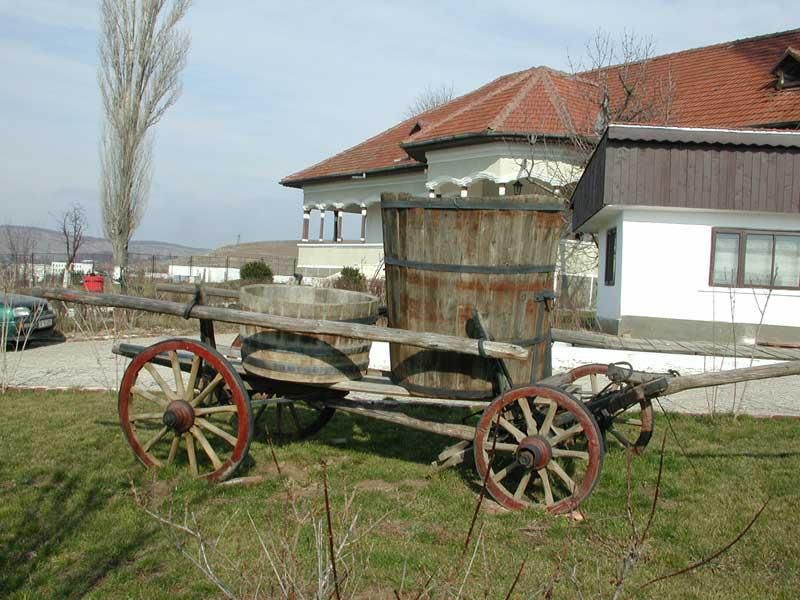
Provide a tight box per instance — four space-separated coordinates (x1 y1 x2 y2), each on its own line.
0 1 795 249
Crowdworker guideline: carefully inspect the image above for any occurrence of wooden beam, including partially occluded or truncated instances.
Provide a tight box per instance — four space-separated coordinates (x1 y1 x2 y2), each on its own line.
34 288 530 361
155 283 240 299
664 359 800 395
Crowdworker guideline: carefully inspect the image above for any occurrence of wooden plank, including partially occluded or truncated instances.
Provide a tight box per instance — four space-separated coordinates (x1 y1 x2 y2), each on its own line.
552 328 800 361
32 288 530 361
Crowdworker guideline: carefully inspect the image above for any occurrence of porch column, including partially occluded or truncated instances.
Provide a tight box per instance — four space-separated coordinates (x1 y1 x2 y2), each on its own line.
460 186 468 198
332 209 341 242
301 208 310 242
360 205 367 243
318 208 326 242
498 184 506 196
428 191 435 198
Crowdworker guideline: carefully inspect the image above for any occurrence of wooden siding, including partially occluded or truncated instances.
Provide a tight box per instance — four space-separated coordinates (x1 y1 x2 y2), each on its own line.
571 136 607 229
572 138 800 230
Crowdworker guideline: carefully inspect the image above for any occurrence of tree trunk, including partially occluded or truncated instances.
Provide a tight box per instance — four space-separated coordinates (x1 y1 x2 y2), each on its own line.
113 239 129 294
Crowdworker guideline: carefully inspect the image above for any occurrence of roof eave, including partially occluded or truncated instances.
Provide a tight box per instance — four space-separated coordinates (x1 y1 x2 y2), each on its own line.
279 162 426 189
400 130 591 161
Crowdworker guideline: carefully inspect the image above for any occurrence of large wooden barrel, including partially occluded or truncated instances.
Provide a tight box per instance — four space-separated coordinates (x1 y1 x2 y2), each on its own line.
239 285 378 384
381 193 564 399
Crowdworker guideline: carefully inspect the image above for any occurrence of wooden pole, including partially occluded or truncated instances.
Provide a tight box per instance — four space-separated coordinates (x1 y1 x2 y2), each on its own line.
663 360 800 395
31 287 530 361
155 283 240 299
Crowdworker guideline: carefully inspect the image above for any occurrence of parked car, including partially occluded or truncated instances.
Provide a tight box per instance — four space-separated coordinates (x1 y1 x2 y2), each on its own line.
1 293 58 346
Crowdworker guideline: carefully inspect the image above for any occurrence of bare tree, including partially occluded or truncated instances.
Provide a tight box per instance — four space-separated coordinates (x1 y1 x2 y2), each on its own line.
59 203 88 287
99 0 191 291
405 83 455 118
575 29 676 135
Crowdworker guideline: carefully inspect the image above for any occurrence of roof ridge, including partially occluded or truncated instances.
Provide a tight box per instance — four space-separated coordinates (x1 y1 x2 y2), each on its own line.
540 71 581 135
406 69 534 141
579 27 800 75
488 69 544 130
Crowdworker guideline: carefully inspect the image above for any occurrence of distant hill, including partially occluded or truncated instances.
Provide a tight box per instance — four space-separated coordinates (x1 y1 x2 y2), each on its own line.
0 225 207 257
209 240 299 259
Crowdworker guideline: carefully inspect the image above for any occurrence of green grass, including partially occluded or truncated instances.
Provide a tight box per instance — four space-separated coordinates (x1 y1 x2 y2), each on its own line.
1 389 798 599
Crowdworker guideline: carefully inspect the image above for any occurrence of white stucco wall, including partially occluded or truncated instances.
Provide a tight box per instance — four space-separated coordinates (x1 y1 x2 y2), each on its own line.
615 208 800 329
596 213 623 321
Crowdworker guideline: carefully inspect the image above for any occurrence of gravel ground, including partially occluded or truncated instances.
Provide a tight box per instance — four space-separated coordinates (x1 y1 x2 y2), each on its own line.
3 336 799 417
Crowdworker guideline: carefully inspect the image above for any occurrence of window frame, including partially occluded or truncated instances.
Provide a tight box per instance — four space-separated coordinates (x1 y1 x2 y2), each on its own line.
709 227 800 290
604 227 617 286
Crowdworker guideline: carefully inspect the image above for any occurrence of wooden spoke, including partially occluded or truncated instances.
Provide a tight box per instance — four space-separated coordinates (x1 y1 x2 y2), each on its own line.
547 460 576 493
552 449 589 460
129 411 165 422
166 435 180 465
493 442 520 453
538 468 555 506
590 373 599 394
537 399 557 435
517 397 537 435
185 354 201 402
195 417 238 446
195 405 239 416
618 417 643 427
190 373 224 407
492 461 519 483
169 351 185 400
288 404 302 432
143 426 168 454
608 426 633 447
549 423 583 446
185 432 198 476
191 427 223 470
514 471 532 500
132 386 168 409
498 416 525 442
144 363 177 401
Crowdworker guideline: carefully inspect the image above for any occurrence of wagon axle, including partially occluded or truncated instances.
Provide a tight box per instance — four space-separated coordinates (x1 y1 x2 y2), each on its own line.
515 436 552 470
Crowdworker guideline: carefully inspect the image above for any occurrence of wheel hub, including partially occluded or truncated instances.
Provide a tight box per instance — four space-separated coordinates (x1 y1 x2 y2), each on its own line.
162 399 195 434
516 435 552 470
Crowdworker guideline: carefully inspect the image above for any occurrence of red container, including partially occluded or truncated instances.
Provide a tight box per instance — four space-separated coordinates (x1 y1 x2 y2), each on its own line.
82 275 105 293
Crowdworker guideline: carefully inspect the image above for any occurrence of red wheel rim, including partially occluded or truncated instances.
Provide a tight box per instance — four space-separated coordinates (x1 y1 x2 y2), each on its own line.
474 385 604 514
566 364 653 453
118 338 252 481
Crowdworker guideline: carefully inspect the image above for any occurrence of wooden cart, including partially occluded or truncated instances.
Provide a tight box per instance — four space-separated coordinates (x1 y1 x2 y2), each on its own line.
31 286 800 515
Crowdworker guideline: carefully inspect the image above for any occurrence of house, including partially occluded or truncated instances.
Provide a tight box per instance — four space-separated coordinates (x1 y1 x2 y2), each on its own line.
571 124 800 344
281 29 800 278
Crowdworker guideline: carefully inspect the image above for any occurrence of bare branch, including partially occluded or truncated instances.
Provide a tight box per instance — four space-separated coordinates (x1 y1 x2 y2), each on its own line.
405 83 455 118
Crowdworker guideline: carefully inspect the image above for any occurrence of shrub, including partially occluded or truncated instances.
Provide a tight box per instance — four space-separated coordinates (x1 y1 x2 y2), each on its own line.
334 266 366 292
240 261 273 282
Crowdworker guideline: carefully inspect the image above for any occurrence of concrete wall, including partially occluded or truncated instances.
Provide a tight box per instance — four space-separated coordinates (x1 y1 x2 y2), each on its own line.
598 207 800 342
297 243 383 277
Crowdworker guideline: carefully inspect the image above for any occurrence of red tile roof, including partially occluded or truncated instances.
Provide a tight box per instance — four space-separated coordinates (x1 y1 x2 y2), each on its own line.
281 29 800 188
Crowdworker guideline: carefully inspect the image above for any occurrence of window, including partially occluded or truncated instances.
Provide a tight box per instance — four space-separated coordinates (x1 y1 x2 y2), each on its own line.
710 228 800 289
604 227 617 286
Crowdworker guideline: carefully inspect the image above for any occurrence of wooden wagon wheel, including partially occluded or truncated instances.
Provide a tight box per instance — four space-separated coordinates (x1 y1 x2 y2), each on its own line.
118 338 253 481
566 364 653 454
251 394 336 442
474 385 604 514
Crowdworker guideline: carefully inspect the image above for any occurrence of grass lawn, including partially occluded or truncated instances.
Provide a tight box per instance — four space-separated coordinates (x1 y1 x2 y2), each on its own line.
1 389 798 599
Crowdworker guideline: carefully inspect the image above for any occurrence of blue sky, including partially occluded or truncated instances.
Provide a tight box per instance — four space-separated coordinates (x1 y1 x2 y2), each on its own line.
0 1 794 248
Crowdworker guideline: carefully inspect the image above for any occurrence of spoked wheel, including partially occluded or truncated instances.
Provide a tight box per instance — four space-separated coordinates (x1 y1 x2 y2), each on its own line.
118 338 253 481
474 385 604 514
251 394 336 442
566 364 654 454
